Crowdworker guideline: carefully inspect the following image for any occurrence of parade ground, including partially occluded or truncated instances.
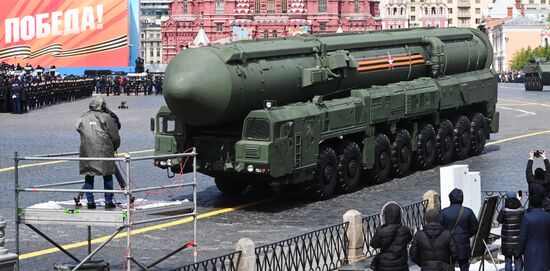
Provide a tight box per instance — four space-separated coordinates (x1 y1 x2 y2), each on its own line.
1 83 550 270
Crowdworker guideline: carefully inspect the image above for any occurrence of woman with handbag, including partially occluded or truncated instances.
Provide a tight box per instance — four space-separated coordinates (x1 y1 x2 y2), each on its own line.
409 209 457 271
370 201 412 271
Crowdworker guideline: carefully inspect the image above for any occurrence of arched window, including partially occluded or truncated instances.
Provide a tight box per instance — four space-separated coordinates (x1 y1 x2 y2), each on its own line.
215 0 224 14
401 7 404 15
255 0 260 13
282 0 287 13
319 0 327 12
263 30 269 38
267 0 275 13
440 7 444 14
272 30 277 37
431 7 436 15
393 7 397 15
387 8 391 15
354 0 360 13
424 7 428 15
183 0 188 14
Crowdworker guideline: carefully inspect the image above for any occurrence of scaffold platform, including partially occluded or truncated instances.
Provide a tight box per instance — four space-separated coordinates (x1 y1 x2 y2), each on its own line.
13 151 199 271
20 199 194 227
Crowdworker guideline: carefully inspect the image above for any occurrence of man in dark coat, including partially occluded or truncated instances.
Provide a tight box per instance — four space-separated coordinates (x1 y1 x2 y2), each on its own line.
526 150 550 208
410 209 457 271
496 191 524 271
371 201 412 271
76 97 120 209
515 192 550 271
439 189 479 271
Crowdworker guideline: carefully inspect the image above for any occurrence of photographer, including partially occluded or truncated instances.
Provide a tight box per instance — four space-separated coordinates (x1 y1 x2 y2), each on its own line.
526 150 550 209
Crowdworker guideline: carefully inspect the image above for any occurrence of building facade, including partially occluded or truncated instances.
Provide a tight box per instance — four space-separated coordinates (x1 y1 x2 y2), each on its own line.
140 0 171 65
491 15 546 71
380 0 448 29
161 0 382 63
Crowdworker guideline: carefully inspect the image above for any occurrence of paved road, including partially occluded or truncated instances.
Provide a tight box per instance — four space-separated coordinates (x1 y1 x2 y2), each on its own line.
1 83 550 270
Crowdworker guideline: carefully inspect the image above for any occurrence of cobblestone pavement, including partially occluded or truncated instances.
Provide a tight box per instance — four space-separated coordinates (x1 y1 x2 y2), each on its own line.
1 83 550 270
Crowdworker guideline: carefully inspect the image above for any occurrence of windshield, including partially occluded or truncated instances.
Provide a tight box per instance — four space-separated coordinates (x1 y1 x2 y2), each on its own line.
244 118 270 140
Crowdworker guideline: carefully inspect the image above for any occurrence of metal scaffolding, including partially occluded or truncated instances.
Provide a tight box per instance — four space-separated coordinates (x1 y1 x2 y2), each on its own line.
13 150 198 271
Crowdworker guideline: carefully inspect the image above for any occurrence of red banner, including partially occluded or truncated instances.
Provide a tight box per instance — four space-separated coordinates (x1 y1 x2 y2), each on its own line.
0 0 129 67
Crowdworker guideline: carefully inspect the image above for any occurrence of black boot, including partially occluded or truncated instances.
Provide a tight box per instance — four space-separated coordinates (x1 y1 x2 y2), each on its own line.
105 202 116 209
87 203 96 209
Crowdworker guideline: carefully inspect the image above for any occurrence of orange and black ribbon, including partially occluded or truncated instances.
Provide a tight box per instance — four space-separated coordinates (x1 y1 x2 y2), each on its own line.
357 53 425 72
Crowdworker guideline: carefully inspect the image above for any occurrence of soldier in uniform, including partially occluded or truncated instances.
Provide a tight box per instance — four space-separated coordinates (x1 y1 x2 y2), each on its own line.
0 75 9 112
10 79 23 114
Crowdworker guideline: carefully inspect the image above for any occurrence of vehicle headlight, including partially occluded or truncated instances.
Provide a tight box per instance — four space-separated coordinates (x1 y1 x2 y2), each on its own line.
247 164 254 173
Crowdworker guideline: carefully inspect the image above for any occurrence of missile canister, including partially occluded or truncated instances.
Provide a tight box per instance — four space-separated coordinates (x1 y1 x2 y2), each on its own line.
163 27 492 126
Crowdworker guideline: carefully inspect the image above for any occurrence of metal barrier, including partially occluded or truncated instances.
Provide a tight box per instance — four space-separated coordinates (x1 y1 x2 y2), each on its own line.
170 251 241 271
13 150 198 271
255 222 349 271
362 200 428 257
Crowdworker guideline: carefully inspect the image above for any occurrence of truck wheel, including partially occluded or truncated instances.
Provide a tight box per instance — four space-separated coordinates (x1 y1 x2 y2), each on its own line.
436 119 454 165
470 113 487 156
214 177 248 195
453 115 472 160
368 133 392 184
336 141 362 193
415 124 436 170
391 129 412 177
304 145 338 200
525 77 531 91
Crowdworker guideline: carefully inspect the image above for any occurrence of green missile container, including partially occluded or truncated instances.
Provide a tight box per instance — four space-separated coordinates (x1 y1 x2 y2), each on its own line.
163 27 492 126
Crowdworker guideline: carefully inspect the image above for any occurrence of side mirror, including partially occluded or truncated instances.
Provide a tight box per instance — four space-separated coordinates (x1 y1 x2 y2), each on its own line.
150 117 155 132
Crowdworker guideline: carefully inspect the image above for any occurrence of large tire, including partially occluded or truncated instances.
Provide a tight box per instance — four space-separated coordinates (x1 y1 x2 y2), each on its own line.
470 113 487 156
536 76 544 91
525 76 533 91
304 145 338 200
368 134 392 184
215 177 248 195
436 119 454 165
391 129 412 177
453 115 472 160
415 123 436 170
336 141 362 193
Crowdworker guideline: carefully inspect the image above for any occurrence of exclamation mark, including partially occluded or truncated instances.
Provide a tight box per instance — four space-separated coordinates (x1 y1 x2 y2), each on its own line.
96 4 103 29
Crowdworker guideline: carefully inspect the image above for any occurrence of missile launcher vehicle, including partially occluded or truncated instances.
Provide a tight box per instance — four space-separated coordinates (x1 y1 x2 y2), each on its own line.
152 27 499 200
523 57 550 91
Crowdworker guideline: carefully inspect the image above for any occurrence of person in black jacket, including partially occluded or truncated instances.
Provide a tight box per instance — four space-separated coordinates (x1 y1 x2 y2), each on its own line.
439 189 479 271
410 209 457 271
496 191 524 271
515 192 550 271
526 150 550 209
371 201 412 271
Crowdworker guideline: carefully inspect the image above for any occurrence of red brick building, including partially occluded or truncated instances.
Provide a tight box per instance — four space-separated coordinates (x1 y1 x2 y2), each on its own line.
161 0 382 63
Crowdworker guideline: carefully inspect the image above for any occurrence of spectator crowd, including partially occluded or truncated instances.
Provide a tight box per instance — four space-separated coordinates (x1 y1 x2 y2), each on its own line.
498 71 524 83
370 150 550 271
93 73 163 96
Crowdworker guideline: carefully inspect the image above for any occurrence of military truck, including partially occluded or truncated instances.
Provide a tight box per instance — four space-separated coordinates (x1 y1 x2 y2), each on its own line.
152 27 499 200
524 57 550 91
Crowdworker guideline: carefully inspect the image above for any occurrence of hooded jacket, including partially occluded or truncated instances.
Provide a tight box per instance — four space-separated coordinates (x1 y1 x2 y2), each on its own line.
410 209 457 271
439 189 479 260
371 202 413 271
496 195 524 257
76 97 120 176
